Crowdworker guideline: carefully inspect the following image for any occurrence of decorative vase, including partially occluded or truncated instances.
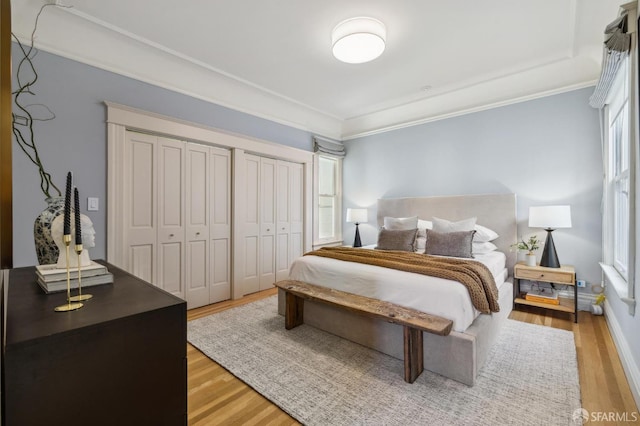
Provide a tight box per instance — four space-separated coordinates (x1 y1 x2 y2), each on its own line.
526 253 537 267
33 196 65 265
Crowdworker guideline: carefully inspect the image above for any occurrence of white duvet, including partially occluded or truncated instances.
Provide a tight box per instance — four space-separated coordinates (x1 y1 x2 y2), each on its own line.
288 250 508 332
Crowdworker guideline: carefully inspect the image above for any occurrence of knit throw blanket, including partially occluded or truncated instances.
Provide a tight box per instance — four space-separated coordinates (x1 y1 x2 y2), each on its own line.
305 247 500 314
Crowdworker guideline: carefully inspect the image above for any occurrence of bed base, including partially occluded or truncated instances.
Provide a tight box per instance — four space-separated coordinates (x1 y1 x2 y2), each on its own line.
278 282 513 386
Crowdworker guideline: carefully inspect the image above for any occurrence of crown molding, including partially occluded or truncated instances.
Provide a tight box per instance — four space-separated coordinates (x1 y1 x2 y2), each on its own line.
341 55 600 139
12 3 343 140
13 2 603 142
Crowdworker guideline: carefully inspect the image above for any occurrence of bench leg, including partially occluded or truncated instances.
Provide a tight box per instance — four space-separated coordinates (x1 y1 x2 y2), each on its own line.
285 292 304 330
403 326 424 383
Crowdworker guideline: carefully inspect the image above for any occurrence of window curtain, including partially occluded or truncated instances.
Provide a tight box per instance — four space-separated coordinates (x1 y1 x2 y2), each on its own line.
589 11 631 108
313 136 345 157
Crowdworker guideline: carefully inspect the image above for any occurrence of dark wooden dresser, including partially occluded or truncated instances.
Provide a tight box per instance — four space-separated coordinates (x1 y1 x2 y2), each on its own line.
2 261 187 426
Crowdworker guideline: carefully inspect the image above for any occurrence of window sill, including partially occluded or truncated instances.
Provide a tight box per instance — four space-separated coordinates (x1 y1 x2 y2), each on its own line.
600 262 636 310
313 239 343 250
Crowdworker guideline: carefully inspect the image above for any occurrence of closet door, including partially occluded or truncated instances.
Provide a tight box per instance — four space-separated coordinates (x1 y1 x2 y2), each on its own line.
259 157 277 290
124 132 157 284
156 137 185 298
209 147 231 303
275 161 304 281
185 143 210 308
242 154 261 294
289 162 304 264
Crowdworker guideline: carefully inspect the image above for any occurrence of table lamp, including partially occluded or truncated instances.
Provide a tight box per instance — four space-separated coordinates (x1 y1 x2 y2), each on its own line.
528 205 572 268
346 208 367 247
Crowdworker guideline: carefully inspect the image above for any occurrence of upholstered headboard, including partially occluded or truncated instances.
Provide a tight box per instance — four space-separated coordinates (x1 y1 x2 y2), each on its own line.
377 193 517 273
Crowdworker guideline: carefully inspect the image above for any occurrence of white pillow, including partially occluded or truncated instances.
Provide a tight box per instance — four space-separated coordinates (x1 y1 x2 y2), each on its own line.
474 224 499 242
383 216 418 230
432 217 477 233
432 217 499 242
472 241 498 254
417 219 433 230
414 228 427 252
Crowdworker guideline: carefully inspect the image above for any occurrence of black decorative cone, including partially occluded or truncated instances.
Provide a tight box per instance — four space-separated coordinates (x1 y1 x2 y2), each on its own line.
353 223 362 248
539 229 561 268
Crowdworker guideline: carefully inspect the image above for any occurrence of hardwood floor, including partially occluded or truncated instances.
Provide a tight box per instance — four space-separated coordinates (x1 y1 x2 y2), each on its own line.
187 288 298 425
187 289 638 425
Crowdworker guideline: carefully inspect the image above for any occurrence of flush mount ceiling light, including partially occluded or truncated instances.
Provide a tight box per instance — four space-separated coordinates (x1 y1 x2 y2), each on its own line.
332 17 386 64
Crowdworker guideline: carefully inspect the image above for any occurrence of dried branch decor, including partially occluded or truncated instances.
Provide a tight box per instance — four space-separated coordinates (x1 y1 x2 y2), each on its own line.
12 3 69 198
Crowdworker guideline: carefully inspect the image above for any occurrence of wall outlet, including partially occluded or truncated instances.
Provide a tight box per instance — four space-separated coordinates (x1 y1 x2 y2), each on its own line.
577 279 586 288
87 197 99 211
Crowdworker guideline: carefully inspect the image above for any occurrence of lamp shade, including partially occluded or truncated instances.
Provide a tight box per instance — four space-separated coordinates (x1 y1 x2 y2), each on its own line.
528 206 572 229
332 17 386 64
346 208 368 224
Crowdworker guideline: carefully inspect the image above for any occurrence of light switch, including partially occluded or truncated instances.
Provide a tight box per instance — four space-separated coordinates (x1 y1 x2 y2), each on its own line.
87 197 99 211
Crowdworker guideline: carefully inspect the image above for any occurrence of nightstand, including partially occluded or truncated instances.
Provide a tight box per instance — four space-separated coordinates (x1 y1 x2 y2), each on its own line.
513 262 577 323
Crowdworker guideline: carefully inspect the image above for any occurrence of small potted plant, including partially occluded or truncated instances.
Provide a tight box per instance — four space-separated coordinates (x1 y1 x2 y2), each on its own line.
512 235 541 266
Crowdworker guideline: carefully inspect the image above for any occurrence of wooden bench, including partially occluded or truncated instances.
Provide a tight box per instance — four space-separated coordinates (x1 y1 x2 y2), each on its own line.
274 280 453 383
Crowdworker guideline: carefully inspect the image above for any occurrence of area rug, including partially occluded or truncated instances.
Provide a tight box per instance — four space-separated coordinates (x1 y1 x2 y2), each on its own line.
188 296 582 425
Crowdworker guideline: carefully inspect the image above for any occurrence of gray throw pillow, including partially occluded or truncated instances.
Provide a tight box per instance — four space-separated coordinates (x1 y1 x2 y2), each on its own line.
375 229 417 252
425 229 476 258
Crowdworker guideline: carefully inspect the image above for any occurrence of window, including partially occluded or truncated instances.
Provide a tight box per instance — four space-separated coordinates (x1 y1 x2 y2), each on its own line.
601 54 636 311
314 154 342 246
609 77 630 279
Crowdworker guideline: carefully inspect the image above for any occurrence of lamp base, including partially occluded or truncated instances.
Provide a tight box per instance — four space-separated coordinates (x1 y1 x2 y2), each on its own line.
540 229 561 268
353 223 362 248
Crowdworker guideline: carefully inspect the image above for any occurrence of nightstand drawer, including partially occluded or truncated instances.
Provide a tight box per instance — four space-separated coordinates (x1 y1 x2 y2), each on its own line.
515 268 574 284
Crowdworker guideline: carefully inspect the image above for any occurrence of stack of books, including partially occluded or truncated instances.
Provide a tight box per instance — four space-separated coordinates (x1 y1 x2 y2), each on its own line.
525 287 560 305
36 261 113 294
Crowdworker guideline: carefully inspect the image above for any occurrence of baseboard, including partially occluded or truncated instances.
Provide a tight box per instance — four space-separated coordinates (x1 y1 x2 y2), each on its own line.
557 290 598 312
604 299 640 411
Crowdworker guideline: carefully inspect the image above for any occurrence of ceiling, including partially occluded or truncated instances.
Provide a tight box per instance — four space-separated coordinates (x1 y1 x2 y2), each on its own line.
12 0 624 140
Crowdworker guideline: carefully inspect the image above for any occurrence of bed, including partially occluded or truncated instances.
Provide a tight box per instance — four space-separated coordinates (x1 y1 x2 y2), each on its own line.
277 193 517 386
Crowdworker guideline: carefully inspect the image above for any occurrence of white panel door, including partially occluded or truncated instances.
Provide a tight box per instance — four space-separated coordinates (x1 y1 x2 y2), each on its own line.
289 161 304 263
259 157 277 290
276 161 304 281
157 137 185 298
242 154 261 295
185 143 210 309
275 161 291 281
209 147 231 303
124 131 157 284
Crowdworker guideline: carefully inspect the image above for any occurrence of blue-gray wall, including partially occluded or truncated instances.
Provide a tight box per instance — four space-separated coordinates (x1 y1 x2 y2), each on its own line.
343 87 603 290
11 45 604 288
12 44 313 267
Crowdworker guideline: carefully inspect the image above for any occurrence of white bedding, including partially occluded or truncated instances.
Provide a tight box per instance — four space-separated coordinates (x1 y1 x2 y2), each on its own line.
288 250 508 332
